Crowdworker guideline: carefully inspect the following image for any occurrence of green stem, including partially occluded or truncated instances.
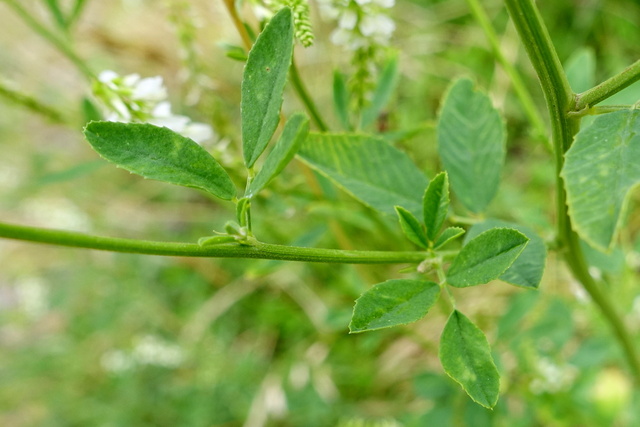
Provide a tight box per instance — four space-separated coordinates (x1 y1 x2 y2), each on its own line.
290 59 329 131
0 78 69 124
465 0 549 147
505 0 640 384
0 221 426 264
2 0 93 78
575 59 640 110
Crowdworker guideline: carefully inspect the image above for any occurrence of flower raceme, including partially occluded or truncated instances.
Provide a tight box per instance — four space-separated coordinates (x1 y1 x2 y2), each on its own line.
92 70 214 144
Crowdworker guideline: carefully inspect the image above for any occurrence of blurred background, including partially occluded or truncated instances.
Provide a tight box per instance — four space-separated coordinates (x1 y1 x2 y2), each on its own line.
1 0 640 425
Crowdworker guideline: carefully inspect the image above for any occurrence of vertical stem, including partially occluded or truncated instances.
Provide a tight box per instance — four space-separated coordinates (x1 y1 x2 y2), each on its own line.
504 0 640 383
290 59 329 131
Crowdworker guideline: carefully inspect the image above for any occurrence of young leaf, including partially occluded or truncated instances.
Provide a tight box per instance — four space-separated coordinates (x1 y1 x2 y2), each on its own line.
350 279 440 333
198 235 237 246
395 206 428 248
562 109 640 252
360 55 399 129
439 310 500 408
465 220 546 289
446 228 528 287
437 78 506 213
434 227 465 249
241 7 294 167
84 122 236 200
423 172 450 242
333 70 351 131
298 133 428 217
246 113 309 197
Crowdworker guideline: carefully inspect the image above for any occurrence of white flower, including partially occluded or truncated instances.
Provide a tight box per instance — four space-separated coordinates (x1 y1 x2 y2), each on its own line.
132 335 185 368
131 76 167 101
360 14 395 41
338 9 358 30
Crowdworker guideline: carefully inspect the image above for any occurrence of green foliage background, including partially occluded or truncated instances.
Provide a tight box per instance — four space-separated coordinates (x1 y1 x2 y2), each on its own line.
1 0 640 425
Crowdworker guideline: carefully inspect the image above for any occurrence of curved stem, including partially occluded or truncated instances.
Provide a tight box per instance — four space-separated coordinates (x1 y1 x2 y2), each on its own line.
505 0 640 384
0 221 426 264
575 59 640 110
2 0 93 78
465 0 549 147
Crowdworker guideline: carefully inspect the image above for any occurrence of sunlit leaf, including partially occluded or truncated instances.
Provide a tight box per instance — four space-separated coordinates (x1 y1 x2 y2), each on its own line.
423 172 449 242
395 206 428 248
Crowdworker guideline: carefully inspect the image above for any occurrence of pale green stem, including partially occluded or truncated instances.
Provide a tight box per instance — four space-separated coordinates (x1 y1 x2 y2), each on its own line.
575 59 640 110
0 79 69 124
505 0 640 383
290 59 329 131
1 0 93 78
0 221 426 264
465 0 549 147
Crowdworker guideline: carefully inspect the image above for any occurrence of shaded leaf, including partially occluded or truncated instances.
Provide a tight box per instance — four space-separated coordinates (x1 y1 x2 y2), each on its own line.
434 227 465 249
333 70 351 130
350 279 440 333
465 220 546 289
439 310 500 408
84 122 235 200
562 109 640 251
298 133 428 217
565 47 596 94
395 206 428 248
437 79 506 213
247 113 309 197
424 172 450 242
241 7 294 167
446 228 528 287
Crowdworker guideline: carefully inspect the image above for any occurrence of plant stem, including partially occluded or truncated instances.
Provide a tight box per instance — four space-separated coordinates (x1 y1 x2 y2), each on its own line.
221 0 253 50
290 59 329 131
0 78 69 124
2 0 93 78
465 0 549 147
575 59 640 110
505 0 640 384
0 221 427 264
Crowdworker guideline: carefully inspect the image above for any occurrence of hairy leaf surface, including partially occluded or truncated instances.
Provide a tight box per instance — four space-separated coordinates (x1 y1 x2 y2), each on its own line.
562 109 640 251
84 122 235 200
350 279 440 333
298 133 428 216
241 7 294 167
439 310 500 408
437 79 505 213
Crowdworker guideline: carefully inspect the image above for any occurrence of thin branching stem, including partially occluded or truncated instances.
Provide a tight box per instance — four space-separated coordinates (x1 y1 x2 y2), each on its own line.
575 59 640 110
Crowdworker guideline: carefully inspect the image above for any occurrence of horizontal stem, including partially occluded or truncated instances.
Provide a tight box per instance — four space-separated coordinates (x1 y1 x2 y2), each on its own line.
575 59 640 110
0 221 427 264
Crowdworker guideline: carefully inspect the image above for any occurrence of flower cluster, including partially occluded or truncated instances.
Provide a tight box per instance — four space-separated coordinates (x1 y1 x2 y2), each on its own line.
317 0 395 51
93 70 214 144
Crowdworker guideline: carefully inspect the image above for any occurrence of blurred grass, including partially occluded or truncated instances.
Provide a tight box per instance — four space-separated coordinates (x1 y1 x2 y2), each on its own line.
1 0 640 425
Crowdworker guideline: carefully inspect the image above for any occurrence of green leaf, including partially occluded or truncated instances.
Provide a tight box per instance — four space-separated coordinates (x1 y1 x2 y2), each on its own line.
446 228 528 287
437 78 506 213
349 279 440 333
333 70 351 131
423 172 450 242
84 122 236 200
298 133 428 217
241 7 294 167
434 227 465 249
562 109 640 252
439 310 500 408
395 206 428 248
465 220 546 289
198 235 237 246
247 113 309 197
360 55 399 128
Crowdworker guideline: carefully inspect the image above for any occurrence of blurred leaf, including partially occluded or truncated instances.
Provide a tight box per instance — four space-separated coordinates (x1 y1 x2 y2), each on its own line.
562 109 640 251
434 227 465 249
465 220 547 289
333 70 351 130
395 206 428 248
565 47 596 93
447 228 529 287
349 279 440 333
81 97 102 123
241 7 294 167
44 0 67 31
84 122 236 200
360 55 399 129
439 310 499 408
423 171 449 242
220 43 248 61
580 240 625 275
298 133 428 217
247 113 309 197
437 78 506 213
